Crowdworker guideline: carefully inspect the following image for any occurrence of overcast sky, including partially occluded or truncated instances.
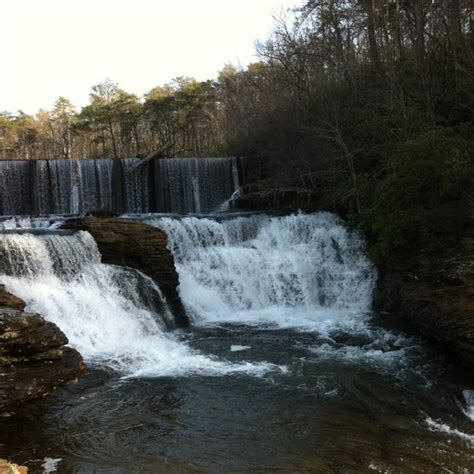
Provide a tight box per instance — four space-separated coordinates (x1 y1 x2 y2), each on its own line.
0 0 302 114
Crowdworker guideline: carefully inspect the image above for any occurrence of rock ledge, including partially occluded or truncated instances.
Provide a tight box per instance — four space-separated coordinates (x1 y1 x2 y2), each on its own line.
0 285 85 414
62 216 189 327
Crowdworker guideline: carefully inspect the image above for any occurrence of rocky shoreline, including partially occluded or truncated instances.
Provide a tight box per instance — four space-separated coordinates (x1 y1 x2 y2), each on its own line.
0 285 85 415
374 236 474 366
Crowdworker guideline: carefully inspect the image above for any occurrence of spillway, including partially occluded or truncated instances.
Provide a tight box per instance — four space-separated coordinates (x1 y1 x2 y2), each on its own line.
155 157 240 213
0 157 240 216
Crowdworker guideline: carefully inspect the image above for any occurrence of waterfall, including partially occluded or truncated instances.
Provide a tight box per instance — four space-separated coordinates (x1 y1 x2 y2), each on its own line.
42 159 115 214
122 158 150 213
0 161 32 215
35 160 52 214
4 159 109 215
155 157 240 213
0 157 240 216
49 159 74 214
0 229 278 377
146 212 376 332
95 159 114 211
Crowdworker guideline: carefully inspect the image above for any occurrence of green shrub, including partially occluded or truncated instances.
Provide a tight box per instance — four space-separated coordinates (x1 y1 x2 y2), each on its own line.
371 127 473 260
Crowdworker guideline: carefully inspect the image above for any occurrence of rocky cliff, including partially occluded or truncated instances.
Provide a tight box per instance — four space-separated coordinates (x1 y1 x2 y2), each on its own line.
0 285 85 414
62 217 189 327
374 236 474 365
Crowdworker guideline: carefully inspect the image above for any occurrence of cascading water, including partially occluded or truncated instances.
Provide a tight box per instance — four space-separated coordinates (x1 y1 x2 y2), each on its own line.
145 212 443 368
95 158 114 211
155 157 240 213
35 160 53 214
0 230 279 377
4 159 116 215
41 159 116 214
146 212 375 333
122 158 150 213
79 158 115 212
0 160 32 215
48 159 74 214
0 157 240 216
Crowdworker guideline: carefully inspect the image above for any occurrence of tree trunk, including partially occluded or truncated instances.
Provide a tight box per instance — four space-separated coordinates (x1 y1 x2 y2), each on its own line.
413 1 433 119
127 141 175 173
414 1 426 69
108 119 119 159
364 0 381 71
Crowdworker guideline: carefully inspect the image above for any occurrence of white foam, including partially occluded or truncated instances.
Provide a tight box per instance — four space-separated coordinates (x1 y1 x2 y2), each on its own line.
0 231 282 378
230 345 251 352
308 342 407 362
304 330 420 363
148 212 376 334
41 457 62 474
425 417 474 445
0 212 382 377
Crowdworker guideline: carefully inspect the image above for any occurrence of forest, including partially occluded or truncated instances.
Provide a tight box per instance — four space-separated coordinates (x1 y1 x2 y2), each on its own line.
1 0 473 259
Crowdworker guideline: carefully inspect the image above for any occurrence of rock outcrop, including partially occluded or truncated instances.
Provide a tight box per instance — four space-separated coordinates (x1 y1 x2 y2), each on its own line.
0 459 28 474
0 285 85 414
0 289 25 312
374 237 474 365
62 217 189 327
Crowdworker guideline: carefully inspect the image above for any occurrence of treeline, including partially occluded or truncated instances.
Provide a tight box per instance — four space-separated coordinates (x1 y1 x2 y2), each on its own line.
225 0 474 259
1 0 474 258
0 77 225 160
232 0 474 189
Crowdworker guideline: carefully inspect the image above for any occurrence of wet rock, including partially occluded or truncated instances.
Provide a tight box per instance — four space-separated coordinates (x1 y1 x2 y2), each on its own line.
0 289 85 414
62 216 189 327
0 286 25 311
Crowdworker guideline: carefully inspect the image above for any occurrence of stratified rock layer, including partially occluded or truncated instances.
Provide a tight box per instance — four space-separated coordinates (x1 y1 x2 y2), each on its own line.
374 237 474 365
62 217 189 327
0 286 85 414
0 288 25 312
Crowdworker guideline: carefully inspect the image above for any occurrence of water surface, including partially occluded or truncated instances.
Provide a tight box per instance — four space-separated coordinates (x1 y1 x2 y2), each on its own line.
1 213 473 472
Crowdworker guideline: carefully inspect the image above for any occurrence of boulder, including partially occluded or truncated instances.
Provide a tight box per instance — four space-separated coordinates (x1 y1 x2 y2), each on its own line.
0 288 85 414
62 217 189 327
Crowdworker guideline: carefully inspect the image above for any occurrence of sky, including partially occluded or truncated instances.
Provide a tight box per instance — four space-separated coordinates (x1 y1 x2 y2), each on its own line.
0 0 302 115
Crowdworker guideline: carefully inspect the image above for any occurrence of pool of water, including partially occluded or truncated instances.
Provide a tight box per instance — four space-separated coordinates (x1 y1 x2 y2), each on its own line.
1 212 473 473
2 319 474 473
